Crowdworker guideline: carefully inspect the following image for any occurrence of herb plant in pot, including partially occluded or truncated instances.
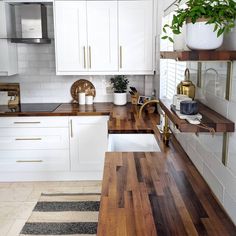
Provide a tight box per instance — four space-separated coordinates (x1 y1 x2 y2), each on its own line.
162 0 236 50
110 75 129 106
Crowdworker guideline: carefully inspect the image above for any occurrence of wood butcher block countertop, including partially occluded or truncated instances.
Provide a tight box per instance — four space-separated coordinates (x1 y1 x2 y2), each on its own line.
98 149 236 236
0 102 235 234
0 103 159 133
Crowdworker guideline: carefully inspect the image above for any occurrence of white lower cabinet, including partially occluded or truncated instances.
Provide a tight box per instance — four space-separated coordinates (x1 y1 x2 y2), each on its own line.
0 116 109 181
0 117 70 180
0 150 70 172
69 116 109 178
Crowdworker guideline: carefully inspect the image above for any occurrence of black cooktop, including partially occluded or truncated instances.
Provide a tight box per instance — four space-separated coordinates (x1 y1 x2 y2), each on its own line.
1 103 61 113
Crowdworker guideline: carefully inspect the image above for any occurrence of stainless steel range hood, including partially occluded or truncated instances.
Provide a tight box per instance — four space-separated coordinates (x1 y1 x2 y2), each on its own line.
11 4 51 44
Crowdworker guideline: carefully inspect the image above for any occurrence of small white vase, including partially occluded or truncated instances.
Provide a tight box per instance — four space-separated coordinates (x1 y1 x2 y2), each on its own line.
185 19 223 50
113 93 127 106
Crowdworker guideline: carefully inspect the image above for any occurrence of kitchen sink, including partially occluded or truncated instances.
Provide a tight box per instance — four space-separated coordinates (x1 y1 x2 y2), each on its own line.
108 133 160 152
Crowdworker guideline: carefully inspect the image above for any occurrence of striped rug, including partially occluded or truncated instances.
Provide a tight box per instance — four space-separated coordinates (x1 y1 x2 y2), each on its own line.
20 193 100 236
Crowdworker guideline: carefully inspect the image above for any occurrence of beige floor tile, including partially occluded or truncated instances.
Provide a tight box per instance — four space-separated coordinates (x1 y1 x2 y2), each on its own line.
10 182 35 189
60 180 102 187
0 218 14 235
32 181 62 189
0 188 33 202
13 202 36 220
0 202 21 219
41 186 85 194
82 186 102 193
26 189 42 202
6 219 26 236
0 183 12 189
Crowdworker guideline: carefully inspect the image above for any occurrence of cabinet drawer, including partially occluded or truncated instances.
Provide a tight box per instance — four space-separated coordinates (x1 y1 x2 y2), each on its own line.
0 128 69 150
0 117 69 128
0 150 70 172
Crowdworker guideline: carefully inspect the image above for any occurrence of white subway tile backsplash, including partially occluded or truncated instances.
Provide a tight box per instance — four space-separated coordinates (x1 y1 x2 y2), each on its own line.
203 163 224 204
186 143 204 175
224 191 236 225
171 61 236 224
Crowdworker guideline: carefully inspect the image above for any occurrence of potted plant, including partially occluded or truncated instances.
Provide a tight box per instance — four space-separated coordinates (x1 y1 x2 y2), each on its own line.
110 75 129 105
162 0 236 50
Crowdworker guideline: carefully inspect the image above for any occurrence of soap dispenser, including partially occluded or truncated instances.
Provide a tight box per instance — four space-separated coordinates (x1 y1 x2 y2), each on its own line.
177 68 196 99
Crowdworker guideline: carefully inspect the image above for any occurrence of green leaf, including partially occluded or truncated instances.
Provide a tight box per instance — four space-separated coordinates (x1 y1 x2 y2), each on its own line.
168 37 174 43
213 24 218 32
173 30 181 34
161 36 168 40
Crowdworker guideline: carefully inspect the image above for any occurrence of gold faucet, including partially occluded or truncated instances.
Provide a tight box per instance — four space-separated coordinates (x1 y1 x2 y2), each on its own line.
138 99 160 119
138 99 171 146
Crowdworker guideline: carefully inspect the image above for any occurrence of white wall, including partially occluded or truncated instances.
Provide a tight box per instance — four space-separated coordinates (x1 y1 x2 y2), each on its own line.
0 5 152 103
158 0 236 225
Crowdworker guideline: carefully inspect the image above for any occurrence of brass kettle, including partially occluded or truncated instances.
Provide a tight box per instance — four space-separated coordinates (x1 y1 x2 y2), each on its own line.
177 68 195 99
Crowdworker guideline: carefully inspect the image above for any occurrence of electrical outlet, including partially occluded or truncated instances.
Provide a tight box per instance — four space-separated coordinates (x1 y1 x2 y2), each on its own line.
0 92 9 105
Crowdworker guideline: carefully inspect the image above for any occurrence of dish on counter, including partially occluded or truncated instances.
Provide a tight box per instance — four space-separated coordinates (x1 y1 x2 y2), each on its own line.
71 79 96 103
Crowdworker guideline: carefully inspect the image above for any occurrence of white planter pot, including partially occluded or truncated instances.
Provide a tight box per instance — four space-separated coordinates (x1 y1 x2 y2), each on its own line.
185 19 223 50
113 93 127 106
173 25 189 51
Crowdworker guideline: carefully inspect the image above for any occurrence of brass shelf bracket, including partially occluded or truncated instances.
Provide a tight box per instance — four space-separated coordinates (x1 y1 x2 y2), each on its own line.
163 114 171 146
225 61 233 101
197 62 202 88
222 132 229 166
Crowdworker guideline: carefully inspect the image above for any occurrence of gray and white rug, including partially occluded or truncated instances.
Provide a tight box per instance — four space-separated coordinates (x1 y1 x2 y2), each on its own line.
20 193 100 235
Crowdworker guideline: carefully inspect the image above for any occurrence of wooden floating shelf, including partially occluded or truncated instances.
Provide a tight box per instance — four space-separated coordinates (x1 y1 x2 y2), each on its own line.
159 98 234 133
160 50 236 61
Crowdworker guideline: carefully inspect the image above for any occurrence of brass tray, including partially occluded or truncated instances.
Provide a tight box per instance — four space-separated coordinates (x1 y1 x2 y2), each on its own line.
71 79 96 103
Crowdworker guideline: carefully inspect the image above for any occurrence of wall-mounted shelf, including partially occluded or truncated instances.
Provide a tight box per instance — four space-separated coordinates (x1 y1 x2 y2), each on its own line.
159 98 235 166
159 98 234 133
160 50 236 61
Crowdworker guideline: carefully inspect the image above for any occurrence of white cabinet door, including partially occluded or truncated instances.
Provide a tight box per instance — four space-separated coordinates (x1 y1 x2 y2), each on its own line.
118 0 153 73
54 1 87 73
70 116 108 176
0 2 17 76
87 1 118 72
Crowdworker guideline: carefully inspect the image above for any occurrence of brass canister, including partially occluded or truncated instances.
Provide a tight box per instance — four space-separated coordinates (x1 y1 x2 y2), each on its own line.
177 68 195 99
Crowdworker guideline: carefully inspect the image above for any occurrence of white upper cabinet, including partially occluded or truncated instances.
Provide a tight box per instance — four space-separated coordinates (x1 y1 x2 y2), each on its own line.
118 0 154 74
87 1 118 72
54 1 87 72
0 2 18 76
54 0 154 75
54 0 118 74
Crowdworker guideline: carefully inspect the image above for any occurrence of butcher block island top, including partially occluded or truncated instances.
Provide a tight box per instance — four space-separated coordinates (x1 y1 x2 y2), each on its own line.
98 150 236 236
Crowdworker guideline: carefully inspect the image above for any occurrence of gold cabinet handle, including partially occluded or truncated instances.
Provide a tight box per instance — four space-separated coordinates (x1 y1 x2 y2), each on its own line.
15 138 42 141
83 46 86 69
89 46 91 69
16 160 43 163
120 46 122 69
70 120 73 138
14 122 41 124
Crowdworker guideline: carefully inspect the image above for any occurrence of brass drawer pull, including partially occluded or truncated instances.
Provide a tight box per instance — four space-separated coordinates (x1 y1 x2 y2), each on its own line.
70 120 73 138
89 46 92 69
14 122 41 124
16 160 43 163
120 46 123 69
83 46 86 69
15 138 42 141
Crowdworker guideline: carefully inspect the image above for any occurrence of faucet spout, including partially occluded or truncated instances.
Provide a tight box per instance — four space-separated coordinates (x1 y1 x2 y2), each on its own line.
138 99 160 119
